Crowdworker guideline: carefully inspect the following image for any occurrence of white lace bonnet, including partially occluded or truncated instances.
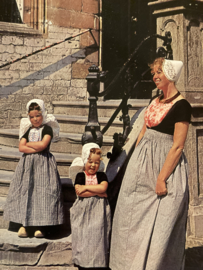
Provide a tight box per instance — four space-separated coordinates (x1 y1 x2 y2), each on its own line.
19 99 60 142
70 142 105 172
162 59 183 83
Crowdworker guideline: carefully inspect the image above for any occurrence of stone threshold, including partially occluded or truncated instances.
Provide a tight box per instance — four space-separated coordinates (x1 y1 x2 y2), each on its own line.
0 229 76 268
0 22 42 36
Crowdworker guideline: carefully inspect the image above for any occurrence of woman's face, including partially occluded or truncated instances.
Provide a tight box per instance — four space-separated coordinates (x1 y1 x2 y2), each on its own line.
152 64 170 90
29 110 43 128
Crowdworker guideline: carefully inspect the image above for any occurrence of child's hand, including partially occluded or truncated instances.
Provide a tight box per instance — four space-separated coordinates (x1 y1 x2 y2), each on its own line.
75 185 86 195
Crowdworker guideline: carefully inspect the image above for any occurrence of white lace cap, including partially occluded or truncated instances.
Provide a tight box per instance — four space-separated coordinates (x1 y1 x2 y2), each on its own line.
162 59 183 83
19 99 60 142
70 142 105 173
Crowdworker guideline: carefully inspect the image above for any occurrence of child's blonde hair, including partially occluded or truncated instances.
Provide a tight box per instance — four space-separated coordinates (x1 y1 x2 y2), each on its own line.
89 148 102 161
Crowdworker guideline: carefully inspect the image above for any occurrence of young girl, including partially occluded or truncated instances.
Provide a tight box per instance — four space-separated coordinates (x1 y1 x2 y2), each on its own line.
70 143 111 269
4 99 64 238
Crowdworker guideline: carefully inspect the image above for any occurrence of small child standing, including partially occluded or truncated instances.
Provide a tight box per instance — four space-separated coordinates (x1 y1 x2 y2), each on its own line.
70 143 111 269
4 99 64 238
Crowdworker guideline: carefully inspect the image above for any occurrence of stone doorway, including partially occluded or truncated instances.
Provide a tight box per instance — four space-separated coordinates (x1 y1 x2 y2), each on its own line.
102 0 157 99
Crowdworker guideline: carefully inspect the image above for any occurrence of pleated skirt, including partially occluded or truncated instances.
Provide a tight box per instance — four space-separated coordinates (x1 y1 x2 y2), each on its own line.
110 128 189 270
70 196 111 268
3 152 64 226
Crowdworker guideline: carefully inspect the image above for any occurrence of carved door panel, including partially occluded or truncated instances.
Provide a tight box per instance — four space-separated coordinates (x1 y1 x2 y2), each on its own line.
24 0 46 33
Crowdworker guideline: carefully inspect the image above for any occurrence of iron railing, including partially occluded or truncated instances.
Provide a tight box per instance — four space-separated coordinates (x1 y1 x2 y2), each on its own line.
0 29 173 161
82 31 173 160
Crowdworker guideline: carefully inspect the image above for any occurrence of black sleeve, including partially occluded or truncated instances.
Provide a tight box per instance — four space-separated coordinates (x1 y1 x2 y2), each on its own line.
22 128 30 141
174 100 192 124
74 172 85 186
97 172 109 184
42 125 53 139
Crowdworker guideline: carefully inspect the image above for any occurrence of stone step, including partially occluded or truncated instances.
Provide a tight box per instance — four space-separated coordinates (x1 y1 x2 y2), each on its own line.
0 196 73 230
0 230 199 270
55 114 123 136
0 228 77 268
0 21 42 36
0 128 113 155
0 145 78 176
53 99 148 118
0 266 77 270
0 170 76 202
0 170 13 197
0 197 9 229
51 132 113 155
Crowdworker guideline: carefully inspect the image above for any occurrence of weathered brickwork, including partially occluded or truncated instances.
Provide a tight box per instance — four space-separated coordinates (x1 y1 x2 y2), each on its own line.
0 0 100 129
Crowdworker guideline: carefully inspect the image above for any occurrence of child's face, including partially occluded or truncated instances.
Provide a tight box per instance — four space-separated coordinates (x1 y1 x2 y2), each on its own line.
29 110 43 128
85 153 100 175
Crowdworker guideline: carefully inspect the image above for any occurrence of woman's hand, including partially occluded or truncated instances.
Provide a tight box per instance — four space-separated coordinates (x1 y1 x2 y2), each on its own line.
155 121 189 196
155 179 167 196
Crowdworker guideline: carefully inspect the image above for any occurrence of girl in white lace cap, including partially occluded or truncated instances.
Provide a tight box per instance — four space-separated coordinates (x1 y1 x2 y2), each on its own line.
70 143 111 269
4 99 64 238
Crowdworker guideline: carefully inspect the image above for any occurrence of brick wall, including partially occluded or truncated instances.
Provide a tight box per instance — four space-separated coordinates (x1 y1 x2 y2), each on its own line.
0 0 100 129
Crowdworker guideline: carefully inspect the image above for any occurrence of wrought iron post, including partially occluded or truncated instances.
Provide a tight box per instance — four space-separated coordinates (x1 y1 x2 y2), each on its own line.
81 65 103 147
82 31 173 158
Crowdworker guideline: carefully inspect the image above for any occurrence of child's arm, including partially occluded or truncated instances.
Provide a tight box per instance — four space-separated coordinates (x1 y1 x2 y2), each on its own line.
75 181 108 195
19 138 37 154
26 135 51 152
75 185 107 198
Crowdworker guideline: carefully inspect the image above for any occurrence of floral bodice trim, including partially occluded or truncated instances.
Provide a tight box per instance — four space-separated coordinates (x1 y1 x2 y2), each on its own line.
144 98 174 128
28 127 42 142
84 171 98 185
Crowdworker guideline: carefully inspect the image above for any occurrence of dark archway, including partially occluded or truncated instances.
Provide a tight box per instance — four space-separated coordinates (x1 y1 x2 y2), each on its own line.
102 0 157 99
0 0 22 24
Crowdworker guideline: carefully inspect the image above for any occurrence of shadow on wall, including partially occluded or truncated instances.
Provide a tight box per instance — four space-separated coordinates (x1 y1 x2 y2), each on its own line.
0 45 98 98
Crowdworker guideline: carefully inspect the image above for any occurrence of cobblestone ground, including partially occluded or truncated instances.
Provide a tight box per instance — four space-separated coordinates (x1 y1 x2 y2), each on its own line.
0 248 203 270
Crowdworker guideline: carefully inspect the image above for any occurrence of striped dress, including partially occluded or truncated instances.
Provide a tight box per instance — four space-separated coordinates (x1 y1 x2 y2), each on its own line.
70 172 111 268
3 125 64 226
110 99 192 270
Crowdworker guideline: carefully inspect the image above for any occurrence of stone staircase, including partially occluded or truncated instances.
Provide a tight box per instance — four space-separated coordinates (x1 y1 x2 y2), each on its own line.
0 98 146 269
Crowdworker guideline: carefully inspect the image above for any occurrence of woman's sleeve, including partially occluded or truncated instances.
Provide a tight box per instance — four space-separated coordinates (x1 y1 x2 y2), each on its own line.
174 100 192 123
74 172 85 186
42 125 53 139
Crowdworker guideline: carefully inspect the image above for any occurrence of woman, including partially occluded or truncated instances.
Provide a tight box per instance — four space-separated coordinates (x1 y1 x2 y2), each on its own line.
109 58 192 270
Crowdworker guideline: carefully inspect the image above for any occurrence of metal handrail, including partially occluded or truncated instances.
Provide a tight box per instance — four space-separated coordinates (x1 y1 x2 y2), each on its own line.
0 29 91 69
83 31 173 159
